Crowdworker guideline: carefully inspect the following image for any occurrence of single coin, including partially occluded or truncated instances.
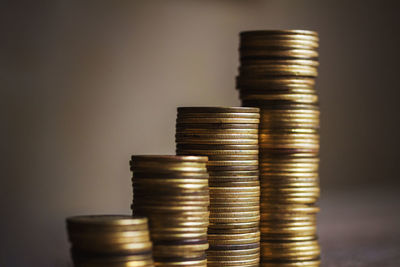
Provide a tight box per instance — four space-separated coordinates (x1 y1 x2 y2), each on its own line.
176 123 259 129
176 132 258 139
177 150 258 156
207 246 260 256
67 215 148 228
240 30 318 38
178 107 260 113
208 227 259 234
240 48 318 59
209 216 260 224
177 144 258 150
209 205 259 212
240 93 318 103
176 117 260 124
176 128 259 134
209 221 259 229
210 180 260 187
208 232 260 240
239 65 318 77
177 112 260 119
176 138 258 145
131 155 208 163
259 204 319 214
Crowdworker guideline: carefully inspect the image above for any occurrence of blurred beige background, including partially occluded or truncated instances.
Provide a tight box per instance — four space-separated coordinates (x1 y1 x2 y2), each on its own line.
1 1 400 266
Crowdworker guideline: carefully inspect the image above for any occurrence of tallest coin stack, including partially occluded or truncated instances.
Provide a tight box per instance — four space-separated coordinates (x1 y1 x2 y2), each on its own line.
236 30 321 266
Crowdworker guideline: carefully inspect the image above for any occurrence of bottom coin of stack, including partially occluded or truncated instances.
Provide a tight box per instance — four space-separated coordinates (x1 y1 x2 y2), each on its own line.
130 155 210 267
66 215 154 267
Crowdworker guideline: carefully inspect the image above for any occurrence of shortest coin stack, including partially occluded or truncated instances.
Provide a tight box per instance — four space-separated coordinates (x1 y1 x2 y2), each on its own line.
131 155 210 267
66 215 154 267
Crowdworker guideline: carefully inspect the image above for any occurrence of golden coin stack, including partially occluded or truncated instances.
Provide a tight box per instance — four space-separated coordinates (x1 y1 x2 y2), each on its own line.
175 107 261 267
66 215 154 267
236 30 321 267
130 155 210 267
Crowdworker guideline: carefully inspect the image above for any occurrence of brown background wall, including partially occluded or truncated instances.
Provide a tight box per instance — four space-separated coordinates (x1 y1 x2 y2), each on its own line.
1 1 400 266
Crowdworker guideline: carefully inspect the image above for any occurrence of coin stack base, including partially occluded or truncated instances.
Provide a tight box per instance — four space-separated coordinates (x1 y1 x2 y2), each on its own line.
175 107 261 267
237 30 321 266
66 215 154 267
130 155 210 267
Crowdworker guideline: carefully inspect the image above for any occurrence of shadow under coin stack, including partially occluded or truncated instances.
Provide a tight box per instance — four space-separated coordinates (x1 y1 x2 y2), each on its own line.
175 107 261 267
130 155 210 267
66 215 154 267
236 30 321 266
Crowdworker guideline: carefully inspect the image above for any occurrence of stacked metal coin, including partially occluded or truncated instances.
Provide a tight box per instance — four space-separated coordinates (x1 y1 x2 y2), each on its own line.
130 155 209 267
175 107 261 267
66 215 154 267
236 30 321 267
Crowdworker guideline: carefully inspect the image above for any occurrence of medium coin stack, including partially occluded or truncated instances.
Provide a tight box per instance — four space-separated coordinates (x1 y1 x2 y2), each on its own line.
175 107 261 267
130 155 209 267
66 215 154 267
236 30 321 266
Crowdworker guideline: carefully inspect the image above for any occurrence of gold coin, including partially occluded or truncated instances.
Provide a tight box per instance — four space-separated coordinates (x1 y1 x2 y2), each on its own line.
240 65 318 77
240 48 318 59
177 150 258 156
176 132 259 139
241 38 318 49
241 93 318 103
210 180 260 187
176 117 260 124
176 138 258 145
153 259 207 267
240 29 318 38
210 211 260 219
178 107 259 114
207 257 259 266
176 128 259 134
208 170 259 177
131 155 207 163
260 204 319 214
209 237 260 246
241 59 319 67
208 227 259 234
207 252 259 261
206 154 259 161
176 123 259 129
210 186 260 193
209 232 260 240
67 215 148 228
177 144 258 150
209 221 259 229
209 206 259 212
177 112 260 119
153 242 209 252
207 247 260 256
210 216 260 224
207 160 259 166
73 258 154 267
236 77 315 89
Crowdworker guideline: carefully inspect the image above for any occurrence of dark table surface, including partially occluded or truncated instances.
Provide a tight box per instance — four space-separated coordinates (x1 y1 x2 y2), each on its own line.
318 188 400 266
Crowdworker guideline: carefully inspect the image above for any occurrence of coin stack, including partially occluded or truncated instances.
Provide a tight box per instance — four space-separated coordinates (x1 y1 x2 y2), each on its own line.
175 107 261 267
66 215 154 267
236 30 321 266
130 155 209 267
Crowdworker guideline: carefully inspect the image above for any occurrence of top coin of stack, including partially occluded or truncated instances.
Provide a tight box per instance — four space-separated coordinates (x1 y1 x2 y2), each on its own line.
237 30 321 267
175 107 261 267
130 155 209 267
66 215 154 267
